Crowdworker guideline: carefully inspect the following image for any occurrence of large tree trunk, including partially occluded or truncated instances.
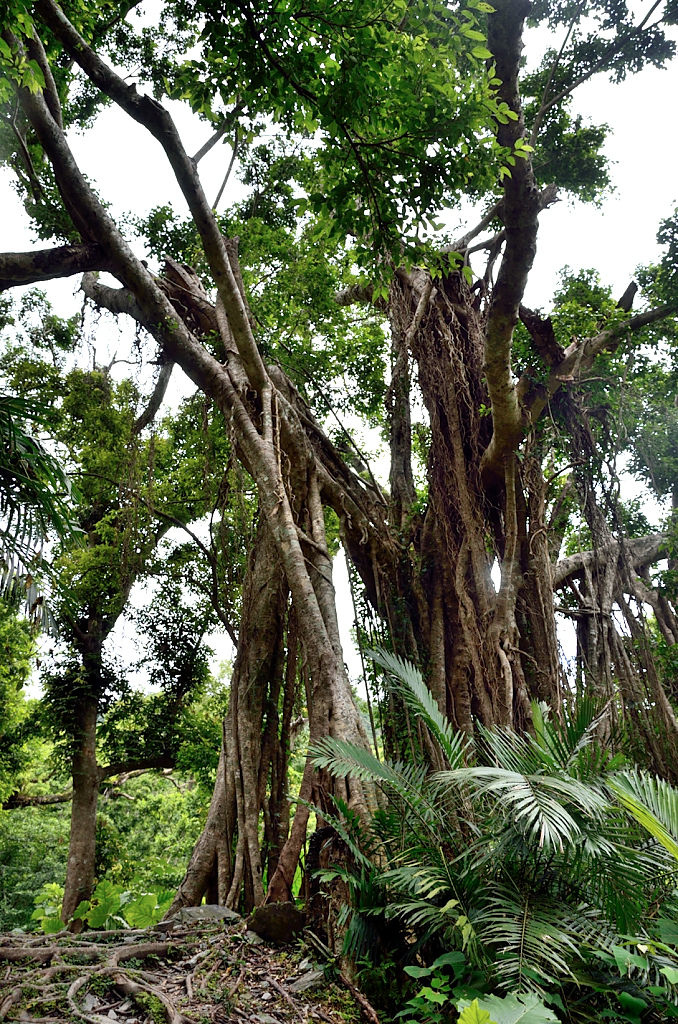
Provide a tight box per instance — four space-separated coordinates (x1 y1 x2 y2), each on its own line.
61 694 99 927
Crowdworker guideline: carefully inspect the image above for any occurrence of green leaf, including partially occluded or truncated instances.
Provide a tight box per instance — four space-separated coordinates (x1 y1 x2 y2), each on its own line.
458 1000 493 1024
612 944 649 973
471 46 493 59
658 918 678 945
431 951 467 973
457 992 558 1024
419 987 447 1004
404 965 433 978
615 991 647 1018
72 900 91 920
42 916 64 934
124 893 159 929
661 966 678 984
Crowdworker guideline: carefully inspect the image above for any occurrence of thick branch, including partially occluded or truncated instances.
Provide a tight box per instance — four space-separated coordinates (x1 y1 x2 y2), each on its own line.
3 788 72 809
0 244 112 291
334 282 376 307
481 0 541 481
98 755 176 782
35 0 269 395
524 300 678 426
553 532 667 589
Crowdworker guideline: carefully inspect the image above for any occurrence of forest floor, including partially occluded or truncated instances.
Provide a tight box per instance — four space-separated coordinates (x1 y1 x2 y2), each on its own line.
0 910 378 1024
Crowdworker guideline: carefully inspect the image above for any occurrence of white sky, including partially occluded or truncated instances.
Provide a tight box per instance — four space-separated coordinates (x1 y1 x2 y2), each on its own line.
2 9 677 691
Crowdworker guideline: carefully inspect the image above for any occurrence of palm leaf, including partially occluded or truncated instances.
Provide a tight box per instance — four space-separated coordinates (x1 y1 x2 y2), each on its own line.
609 770 678 863
476 884 601 990
369 648 470 768
436 766 610 852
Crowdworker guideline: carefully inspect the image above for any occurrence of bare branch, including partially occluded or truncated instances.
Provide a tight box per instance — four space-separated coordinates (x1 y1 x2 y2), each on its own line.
212 128 239 211
535 0 664 122
133 360 175 434
191 121 229 164
35 0 270 394
553 532 667 589
0 244 112 291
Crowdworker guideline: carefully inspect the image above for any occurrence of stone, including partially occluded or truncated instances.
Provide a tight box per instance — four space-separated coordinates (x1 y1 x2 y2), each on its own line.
176 905 241 925
288 968 326 994
247 902 305 944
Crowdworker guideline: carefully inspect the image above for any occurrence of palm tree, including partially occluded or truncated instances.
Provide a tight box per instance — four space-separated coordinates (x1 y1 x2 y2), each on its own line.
312 651 678 1018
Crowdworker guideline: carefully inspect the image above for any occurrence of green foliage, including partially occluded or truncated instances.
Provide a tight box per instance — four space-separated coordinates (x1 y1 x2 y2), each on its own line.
30 881 65 934
0 393 78 591
159 0 508 269
457 993 557 1024
0 801 69 931
0 599 34 800
0 766 210 930
31 877 172 933
313 652 678 1021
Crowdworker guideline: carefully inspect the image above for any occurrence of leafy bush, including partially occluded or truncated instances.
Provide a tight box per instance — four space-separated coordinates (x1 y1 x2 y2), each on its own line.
312 651 678 1022
31 878 172 933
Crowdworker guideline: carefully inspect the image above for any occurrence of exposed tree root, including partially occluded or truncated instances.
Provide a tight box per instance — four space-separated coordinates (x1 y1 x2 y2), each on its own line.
0 919 376 1023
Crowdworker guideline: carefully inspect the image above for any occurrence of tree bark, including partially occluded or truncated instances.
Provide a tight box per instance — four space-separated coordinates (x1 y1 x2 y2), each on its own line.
61 695 99 927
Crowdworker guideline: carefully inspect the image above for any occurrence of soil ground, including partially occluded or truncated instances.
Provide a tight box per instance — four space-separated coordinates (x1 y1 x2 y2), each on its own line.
0 916 378 1024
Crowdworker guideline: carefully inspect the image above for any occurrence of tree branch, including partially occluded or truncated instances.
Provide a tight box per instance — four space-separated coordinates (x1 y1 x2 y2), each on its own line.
0 244 112 291
3 788 72 809
553 532 667 589
523 300 678 427
480 0 540 482
35 0 270 395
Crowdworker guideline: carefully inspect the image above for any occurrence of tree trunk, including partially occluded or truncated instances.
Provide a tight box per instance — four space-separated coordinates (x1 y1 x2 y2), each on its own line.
61 695 99 928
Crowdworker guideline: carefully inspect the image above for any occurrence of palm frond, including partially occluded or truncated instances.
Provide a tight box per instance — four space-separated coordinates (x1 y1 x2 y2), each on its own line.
609 770 678 863
435 766 609 852
369 648 470 768
476 884 602 990
311 736 449 844
0 395 76 547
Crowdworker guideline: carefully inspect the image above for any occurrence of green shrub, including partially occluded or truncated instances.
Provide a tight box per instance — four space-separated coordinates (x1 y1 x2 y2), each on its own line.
312 650 678 1022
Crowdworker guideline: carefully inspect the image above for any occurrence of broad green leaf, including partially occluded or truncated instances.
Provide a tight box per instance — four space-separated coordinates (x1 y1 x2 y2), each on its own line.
42 916 64 934
419 986 447 1004
457 992 558 1024
124 893 159 929
404 965 433 978
458 1000 493 1024
612 945 649 973
615 991 647 1018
